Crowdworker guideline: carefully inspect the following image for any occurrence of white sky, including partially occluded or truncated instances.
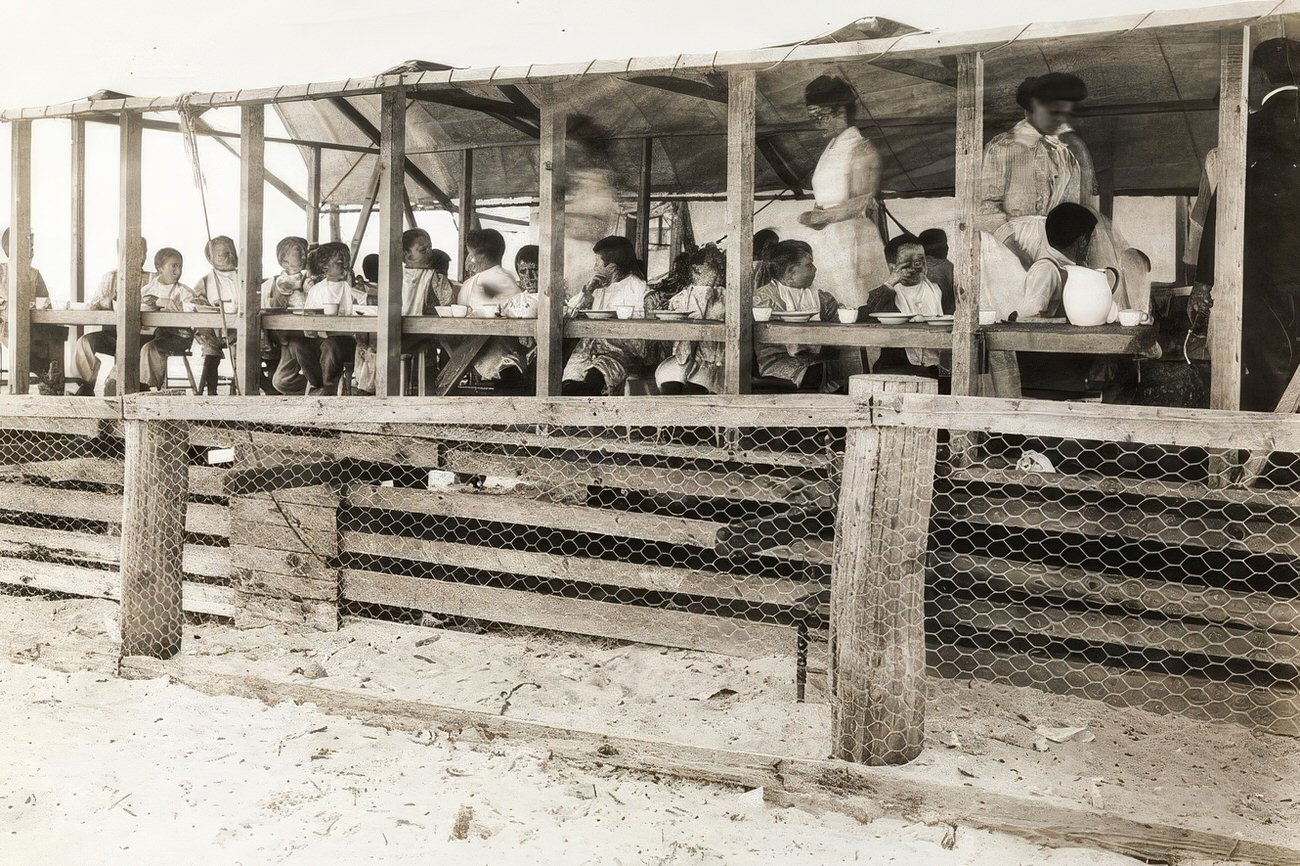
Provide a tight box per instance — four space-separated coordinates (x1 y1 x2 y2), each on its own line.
0 0 1240 290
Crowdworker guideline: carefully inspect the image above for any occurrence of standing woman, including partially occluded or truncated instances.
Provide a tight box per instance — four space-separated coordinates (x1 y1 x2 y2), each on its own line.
979 73 1149 311
799 75 890 380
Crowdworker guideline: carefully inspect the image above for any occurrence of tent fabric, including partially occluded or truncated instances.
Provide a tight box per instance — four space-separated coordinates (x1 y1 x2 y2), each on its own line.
270 17 1267 209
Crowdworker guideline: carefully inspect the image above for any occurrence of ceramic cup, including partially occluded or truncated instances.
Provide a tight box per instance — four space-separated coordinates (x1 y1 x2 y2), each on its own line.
476 304 500 318
33 297 50 310
616 305 635 320
752 307 773 322
1117 308 1152 327
322 302 340 316
979 309 997 326
837 308 857 324
450 304 470 318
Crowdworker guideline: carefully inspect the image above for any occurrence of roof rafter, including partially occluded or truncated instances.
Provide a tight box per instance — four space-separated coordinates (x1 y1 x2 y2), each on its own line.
329 96 457 212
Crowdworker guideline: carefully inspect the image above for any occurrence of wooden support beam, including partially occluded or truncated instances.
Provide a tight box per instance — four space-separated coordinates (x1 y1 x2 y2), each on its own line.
402 188 418 230
458 148 476 281
329 96 456 212
723 70 756 395
636 138 653 266
950 53 983 400
756 136 805 197
83 112 377 157
119 418 188 658
306 146 321 245
625 75 727 104
535 90 567 396
832 374 937 765
236 105 265 396
869 57 958 87
116 114 145 395
348 164 383 267
184 114 307 210
407 89 539 138
328 205 341 243
70 120 86 306
1174 194 1189 284
6 121 33 394
1210 26 1249 412
375 90 406 397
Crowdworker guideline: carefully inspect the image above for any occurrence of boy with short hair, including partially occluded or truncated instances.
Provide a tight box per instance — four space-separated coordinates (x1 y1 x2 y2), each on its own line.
192 235 240 394
140 248 198 390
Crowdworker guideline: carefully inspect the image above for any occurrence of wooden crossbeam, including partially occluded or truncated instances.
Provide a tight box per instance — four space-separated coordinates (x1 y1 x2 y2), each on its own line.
756 136 805 197
329 96 457 212
408 90 540 138
625 75 727 104
870 57 958 87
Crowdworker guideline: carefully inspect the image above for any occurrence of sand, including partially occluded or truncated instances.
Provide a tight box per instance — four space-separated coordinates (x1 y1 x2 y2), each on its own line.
2 595 1296 863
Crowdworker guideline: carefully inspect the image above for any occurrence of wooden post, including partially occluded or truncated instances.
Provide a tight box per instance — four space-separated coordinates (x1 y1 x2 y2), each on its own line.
950 52 983 399
70 120 86 307
1174 195 1189 285
237 105 265 396
831 374 938 765
458 148 476 281
536 90 567 396
723 70 756 395
1210 25 1249 412
636 137 653 266
119 417 189 658
306 146 321 245
328 205 342 243
402 188 418 230
375 89 406 397
116 113 145 394
348 164 383 267
6 120 33 394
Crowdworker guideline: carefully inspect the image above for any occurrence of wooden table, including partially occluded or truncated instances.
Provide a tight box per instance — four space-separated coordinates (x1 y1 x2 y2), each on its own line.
981 321 1160 357
260 313 379 334
565 318 725 341
30 309 115 327
755 321 953 349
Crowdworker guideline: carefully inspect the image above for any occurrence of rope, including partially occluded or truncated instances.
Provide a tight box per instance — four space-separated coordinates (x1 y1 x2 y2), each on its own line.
177 93 239 392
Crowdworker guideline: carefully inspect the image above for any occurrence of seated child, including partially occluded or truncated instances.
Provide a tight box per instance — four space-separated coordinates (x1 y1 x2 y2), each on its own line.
302 242 356 392
854 234 948 377
191 235 241 394
73 236 149 395
261 235 326 395
655 244 726 395
140 248 198 390
456 229 531 393
561 235 650 396
752 240 839 392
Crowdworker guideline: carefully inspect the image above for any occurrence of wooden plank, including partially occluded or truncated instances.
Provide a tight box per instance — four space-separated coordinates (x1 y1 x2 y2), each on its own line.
345 484 724 547
376 90 406 397
0 396 120 420
754 322 951 349
306 146 321 245
365 423 835 470
431 335 490 396
236 104 265 396
347 165 382 267
949 460 1300 509
440 446 838 508
342 532 810 606
934 592 1300 667
980 323 1159 356
119 419 188 657
950 53 982 398
929 641 1300 739
229 519 338 557
402 316 534 337
229 496 337 533
261 313 378 334
535 88 566 396
0 525 227 578
341 570 794 658
6 120 33 394
230 564 337 602
935 552 1300 637
0 481 227 534
121 393 863 429
832 375 937 764
116 113 144 395
70 120 86 308
1209 26 1249 412
119 655 1300 866
949 490 1299 558
0 559 233 617
723 69 755 394
567 318 726 342
873 392 1300 453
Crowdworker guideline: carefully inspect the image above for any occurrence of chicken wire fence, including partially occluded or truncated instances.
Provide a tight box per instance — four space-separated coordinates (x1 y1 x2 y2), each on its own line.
3 391 1299 761
929 433 1300 737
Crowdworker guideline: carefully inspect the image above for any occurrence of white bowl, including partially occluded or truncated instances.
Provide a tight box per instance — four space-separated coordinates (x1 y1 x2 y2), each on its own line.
450 304 470 318
615 305 635 320
32 298 50 310
751 307 773 322
69 302 90 311
978 309 997 326
434 305 453 317
474 304 501 318
322 303 340 316
837 308 858 324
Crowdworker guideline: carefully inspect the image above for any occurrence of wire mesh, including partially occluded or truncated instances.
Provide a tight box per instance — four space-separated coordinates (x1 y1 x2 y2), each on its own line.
929 433 1300 737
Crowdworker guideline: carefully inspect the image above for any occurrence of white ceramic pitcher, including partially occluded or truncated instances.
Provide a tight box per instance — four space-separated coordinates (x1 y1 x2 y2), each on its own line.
1062 265 1120 327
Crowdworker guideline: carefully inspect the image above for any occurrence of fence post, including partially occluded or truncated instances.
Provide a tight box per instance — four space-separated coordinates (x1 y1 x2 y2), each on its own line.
831 373 938 765
119 418 189 658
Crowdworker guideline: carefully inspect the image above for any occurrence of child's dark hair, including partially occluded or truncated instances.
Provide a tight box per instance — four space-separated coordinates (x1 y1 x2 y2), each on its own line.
154 247 183 270
204 235 236 263
315 241 351 276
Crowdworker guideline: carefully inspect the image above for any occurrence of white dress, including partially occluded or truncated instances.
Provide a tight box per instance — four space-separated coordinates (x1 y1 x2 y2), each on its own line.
810 127 891 307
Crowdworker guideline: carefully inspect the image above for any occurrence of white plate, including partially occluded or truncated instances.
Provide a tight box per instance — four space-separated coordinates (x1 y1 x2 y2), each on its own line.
925 316 954 327
871 313 913 324
770 311 816 323
654 311 691 321
582 310 617 320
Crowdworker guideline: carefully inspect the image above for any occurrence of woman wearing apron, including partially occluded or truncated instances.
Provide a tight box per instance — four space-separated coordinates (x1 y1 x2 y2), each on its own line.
798 75 891 381
979 72 1150 312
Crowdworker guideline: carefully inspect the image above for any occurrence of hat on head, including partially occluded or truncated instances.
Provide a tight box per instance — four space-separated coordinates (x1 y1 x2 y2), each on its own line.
804 75 856 107
1016 72 1088 110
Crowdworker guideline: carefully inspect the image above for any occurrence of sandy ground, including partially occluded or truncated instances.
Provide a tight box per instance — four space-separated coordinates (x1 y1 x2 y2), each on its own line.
1 595 1297 864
